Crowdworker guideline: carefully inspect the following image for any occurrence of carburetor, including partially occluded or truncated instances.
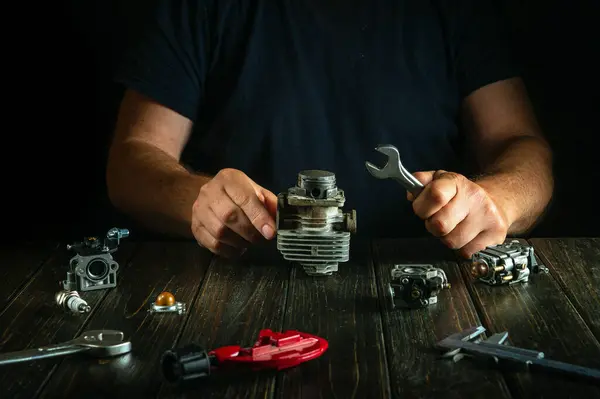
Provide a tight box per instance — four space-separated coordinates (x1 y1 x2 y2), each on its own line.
470 240 548 286
388 264 450 309
62 227 129 292
276 170 357 276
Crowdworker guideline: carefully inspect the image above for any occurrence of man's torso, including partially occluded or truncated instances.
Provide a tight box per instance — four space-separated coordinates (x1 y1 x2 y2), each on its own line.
174 0 468 237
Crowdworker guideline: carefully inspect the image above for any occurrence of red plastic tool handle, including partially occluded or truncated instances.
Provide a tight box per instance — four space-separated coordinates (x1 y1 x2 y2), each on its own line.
209 329 328 371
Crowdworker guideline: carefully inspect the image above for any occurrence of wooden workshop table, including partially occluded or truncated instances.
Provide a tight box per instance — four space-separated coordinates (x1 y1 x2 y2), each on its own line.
0 237 599 398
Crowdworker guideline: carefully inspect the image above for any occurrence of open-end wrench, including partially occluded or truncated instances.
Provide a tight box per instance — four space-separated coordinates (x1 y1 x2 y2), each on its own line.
0 330 132 366
365 144 424 196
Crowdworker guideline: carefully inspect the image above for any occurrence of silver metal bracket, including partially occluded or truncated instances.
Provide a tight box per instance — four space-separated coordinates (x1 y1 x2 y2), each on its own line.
148 302 186 315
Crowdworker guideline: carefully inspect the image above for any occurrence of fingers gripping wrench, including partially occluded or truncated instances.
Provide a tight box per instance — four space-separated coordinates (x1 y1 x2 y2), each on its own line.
0 330 132 366
365 145 424 196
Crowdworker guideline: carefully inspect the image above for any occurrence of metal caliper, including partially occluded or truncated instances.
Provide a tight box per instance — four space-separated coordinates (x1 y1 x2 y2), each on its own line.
437 326 600 384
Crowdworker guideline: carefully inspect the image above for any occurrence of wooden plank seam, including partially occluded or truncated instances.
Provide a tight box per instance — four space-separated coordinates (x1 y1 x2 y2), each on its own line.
525 239 600 347
167 253 216 351
269 263 296 399
369 240 397 399
454 251 515 398
0 242 60 319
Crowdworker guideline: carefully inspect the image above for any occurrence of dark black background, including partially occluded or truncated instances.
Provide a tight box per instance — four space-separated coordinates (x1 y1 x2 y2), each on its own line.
7 0 599 242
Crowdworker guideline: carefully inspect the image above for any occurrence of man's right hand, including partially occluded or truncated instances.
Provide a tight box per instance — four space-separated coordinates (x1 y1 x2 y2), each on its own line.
191 168 278 258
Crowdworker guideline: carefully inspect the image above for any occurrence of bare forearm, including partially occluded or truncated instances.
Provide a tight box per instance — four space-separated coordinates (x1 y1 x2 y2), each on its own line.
474 135 554 234
107 140 210 238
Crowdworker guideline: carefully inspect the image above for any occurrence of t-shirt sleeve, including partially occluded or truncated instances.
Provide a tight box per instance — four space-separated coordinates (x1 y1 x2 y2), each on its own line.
451 0 523 98
114 0 209 122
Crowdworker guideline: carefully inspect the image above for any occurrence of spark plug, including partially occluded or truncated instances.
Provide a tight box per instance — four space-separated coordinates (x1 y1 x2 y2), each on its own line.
55 290 91 314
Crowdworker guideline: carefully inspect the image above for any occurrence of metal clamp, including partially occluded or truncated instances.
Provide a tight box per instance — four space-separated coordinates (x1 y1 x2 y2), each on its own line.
149 302 186 315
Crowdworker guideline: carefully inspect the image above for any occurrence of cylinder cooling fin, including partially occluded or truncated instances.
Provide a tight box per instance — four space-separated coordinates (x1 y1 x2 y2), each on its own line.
276 170 357 276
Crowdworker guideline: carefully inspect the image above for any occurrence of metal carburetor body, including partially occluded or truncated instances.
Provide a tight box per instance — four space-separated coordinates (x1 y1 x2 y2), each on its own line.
62 227 129 292
470 240 548 286
389 264 450 309
276 170 357 276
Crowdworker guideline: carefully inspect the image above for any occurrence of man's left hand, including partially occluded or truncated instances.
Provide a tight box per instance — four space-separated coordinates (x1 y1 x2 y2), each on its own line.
407 170 510 258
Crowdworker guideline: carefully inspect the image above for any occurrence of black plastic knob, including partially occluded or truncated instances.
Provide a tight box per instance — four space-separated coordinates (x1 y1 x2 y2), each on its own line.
161 344 212 383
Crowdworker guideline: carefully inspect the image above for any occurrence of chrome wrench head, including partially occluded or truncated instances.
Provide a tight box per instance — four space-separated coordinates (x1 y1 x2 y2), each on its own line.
365 145 402 179
0 329 132 366
365 144 424 194
72 330 132 357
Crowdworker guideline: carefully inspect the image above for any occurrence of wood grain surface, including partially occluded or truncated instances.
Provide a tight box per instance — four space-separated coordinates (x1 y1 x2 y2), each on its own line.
38 242 212 399
459 238 600 398
0 242 137 399
2 238 599 398
373 238 512 399
0 242 58 310
157 253 291 399
529 238 600 341
275 245 390 399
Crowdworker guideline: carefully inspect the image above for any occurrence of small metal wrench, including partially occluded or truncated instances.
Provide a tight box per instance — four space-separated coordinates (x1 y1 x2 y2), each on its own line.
0 330 132 366
365 144 424 196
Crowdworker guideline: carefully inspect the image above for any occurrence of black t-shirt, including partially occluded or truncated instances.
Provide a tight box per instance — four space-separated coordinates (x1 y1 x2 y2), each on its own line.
115 0 521 238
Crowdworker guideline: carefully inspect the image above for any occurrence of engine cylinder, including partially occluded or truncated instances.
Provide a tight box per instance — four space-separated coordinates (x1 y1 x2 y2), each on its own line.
276 170 357 276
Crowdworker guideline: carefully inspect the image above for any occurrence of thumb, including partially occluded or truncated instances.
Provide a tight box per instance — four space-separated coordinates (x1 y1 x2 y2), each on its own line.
406 170 436 201
261 189 278 219
253 184 278 219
